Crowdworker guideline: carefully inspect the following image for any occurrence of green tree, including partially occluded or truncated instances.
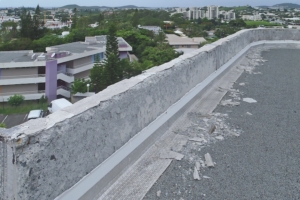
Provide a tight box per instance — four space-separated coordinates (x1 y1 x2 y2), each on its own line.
39 95 48 105
90 54 108 92
71 8 78 29
20 9 33 39
7 94 25 107
132 9 139 27
105 23 122 85
71 78 91 94
32 15 41 39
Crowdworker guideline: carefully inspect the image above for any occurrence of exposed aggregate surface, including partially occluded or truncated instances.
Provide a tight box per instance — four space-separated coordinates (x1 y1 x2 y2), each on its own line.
144 48 300 200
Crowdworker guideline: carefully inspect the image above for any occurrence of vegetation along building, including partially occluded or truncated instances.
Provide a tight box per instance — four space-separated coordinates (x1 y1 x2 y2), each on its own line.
0 36 132 102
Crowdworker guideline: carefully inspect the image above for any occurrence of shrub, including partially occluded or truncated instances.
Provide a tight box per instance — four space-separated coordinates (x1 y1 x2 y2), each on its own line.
0 123 6 128
39 95 48 105
7 94 25 107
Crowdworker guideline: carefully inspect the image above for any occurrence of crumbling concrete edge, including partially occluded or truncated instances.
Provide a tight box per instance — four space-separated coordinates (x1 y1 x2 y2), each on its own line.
54 40 300 200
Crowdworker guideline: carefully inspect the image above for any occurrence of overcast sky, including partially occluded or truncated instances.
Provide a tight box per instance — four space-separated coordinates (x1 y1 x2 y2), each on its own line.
0 0 297 8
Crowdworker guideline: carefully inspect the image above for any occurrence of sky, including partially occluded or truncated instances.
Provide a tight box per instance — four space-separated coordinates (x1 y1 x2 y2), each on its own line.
0 0 298 8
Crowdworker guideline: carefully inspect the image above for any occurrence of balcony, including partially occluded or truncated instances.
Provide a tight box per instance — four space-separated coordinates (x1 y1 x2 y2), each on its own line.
57 71 74 83
57 86 71 98
0 72 74 86
0 74 45 86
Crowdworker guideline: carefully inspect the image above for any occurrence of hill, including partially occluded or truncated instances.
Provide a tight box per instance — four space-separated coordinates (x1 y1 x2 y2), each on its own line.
273 3 300 8
60 4 139 9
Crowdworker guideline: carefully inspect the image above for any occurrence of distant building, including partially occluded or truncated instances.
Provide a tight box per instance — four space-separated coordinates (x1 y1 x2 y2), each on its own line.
138 26 162 34
207 6 219 19
166 34 206 49
173 6 235 21
242 14 262 21
219 10 236 21
0 36 132 102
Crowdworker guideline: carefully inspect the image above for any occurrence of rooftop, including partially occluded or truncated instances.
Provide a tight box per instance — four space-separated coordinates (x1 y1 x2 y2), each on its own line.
47 42 105 54
0 51 43 63
166 34 206 45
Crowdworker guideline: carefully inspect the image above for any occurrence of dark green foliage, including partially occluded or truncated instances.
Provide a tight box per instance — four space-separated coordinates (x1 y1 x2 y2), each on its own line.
71 79 92 94
229 19 246 27
132 9 139 27
8 94 25 107
105 23 122 85
71 8 78 29
0 123 6 128
39 95 48 105
90 54 108 92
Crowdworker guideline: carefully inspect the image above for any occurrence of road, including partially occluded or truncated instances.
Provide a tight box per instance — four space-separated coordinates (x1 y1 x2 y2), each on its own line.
0 113 27 128
144 48 300 199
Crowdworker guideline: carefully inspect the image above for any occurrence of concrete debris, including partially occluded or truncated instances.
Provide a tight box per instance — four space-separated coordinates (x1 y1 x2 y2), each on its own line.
246 112 253 116
218 87 229 92
231 132 240 137
189 137 207 143
221 99 240 106
215 136 224 140
160 150 184 161
243 98 257 103
239 82 245 86
205 153 215 168
193 166 201 180
203 176 211 179
157 190 161 197
195 162 201 171
208 124 216 134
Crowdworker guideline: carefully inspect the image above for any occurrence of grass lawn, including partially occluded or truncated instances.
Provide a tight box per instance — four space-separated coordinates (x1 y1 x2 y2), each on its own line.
0 101 48 115
245 21 281 26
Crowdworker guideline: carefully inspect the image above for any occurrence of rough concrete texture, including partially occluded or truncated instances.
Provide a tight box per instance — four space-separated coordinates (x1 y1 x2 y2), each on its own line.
0 29 300 200
0 140 4 198
144 47 300 200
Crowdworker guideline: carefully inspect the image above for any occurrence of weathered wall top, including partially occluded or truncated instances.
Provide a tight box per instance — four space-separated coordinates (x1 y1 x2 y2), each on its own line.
1 29 300 200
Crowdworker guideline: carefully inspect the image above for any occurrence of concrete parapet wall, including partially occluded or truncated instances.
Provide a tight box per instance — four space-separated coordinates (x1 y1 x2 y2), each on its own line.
1 29 300 200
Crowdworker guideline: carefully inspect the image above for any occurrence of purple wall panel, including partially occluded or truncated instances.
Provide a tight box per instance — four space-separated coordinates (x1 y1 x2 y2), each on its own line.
46 60 58 102
119 51 128 60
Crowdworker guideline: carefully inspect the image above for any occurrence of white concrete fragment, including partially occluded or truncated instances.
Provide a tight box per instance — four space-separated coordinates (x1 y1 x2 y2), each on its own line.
195 162 201 171
215 136 224 140
193 167 201 180
203 176 211 179
246 112 253 115
231 132 240 137
220 99 240 106
205 153 215 167
239 83 245 86
243 98 257 103
157 190 161 197
189 137 207 143
160 150 184 161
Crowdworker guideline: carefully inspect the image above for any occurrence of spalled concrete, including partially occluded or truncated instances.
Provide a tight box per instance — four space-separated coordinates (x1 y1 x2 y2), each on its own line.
0 29 300 200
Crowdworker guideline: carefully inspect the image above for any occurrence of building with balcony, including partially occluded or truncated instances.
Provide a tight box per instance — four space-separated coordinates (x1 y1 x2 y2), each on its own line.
0 36 132 102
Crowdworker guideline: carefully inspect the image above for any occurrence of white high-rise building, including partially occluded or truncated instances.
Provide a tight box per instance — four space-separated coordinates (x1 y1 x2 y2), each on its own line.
207 6 219 19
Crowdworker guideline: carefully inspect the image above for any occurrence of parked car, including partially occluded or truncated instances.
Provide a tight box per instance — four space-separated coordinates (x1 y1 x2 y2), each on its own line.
27 110 44 120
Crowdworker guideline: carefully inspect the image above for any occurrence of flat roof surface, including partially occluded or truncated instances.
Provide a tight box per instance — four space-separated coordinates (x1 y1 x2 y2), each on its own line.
144 48 300 199
49 42 105 54
0 51 43 62
166 34 205 45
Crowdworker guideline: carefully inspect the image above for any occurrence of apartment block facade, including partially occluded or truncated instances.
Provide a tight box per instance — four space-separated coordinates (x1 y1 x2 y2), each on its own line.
0 36 132 102
175 6 235 21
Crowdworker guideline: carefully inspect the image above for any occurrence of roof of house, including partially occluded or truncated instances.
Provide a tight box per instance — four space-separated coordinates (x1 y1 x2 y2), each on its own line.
166 34 206 46
0 51 44 62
